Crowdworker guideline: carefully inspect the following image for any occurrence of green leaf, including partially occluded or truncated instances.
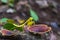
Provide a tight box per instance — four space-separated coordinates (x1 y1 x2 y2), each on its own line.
1 0 8 3
9 3 14 7
30 9 39 21
3 23 16 31
3 23 24 32
16 27 23 32
9 0 14 7
7 19 15 23
1 18 8 23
